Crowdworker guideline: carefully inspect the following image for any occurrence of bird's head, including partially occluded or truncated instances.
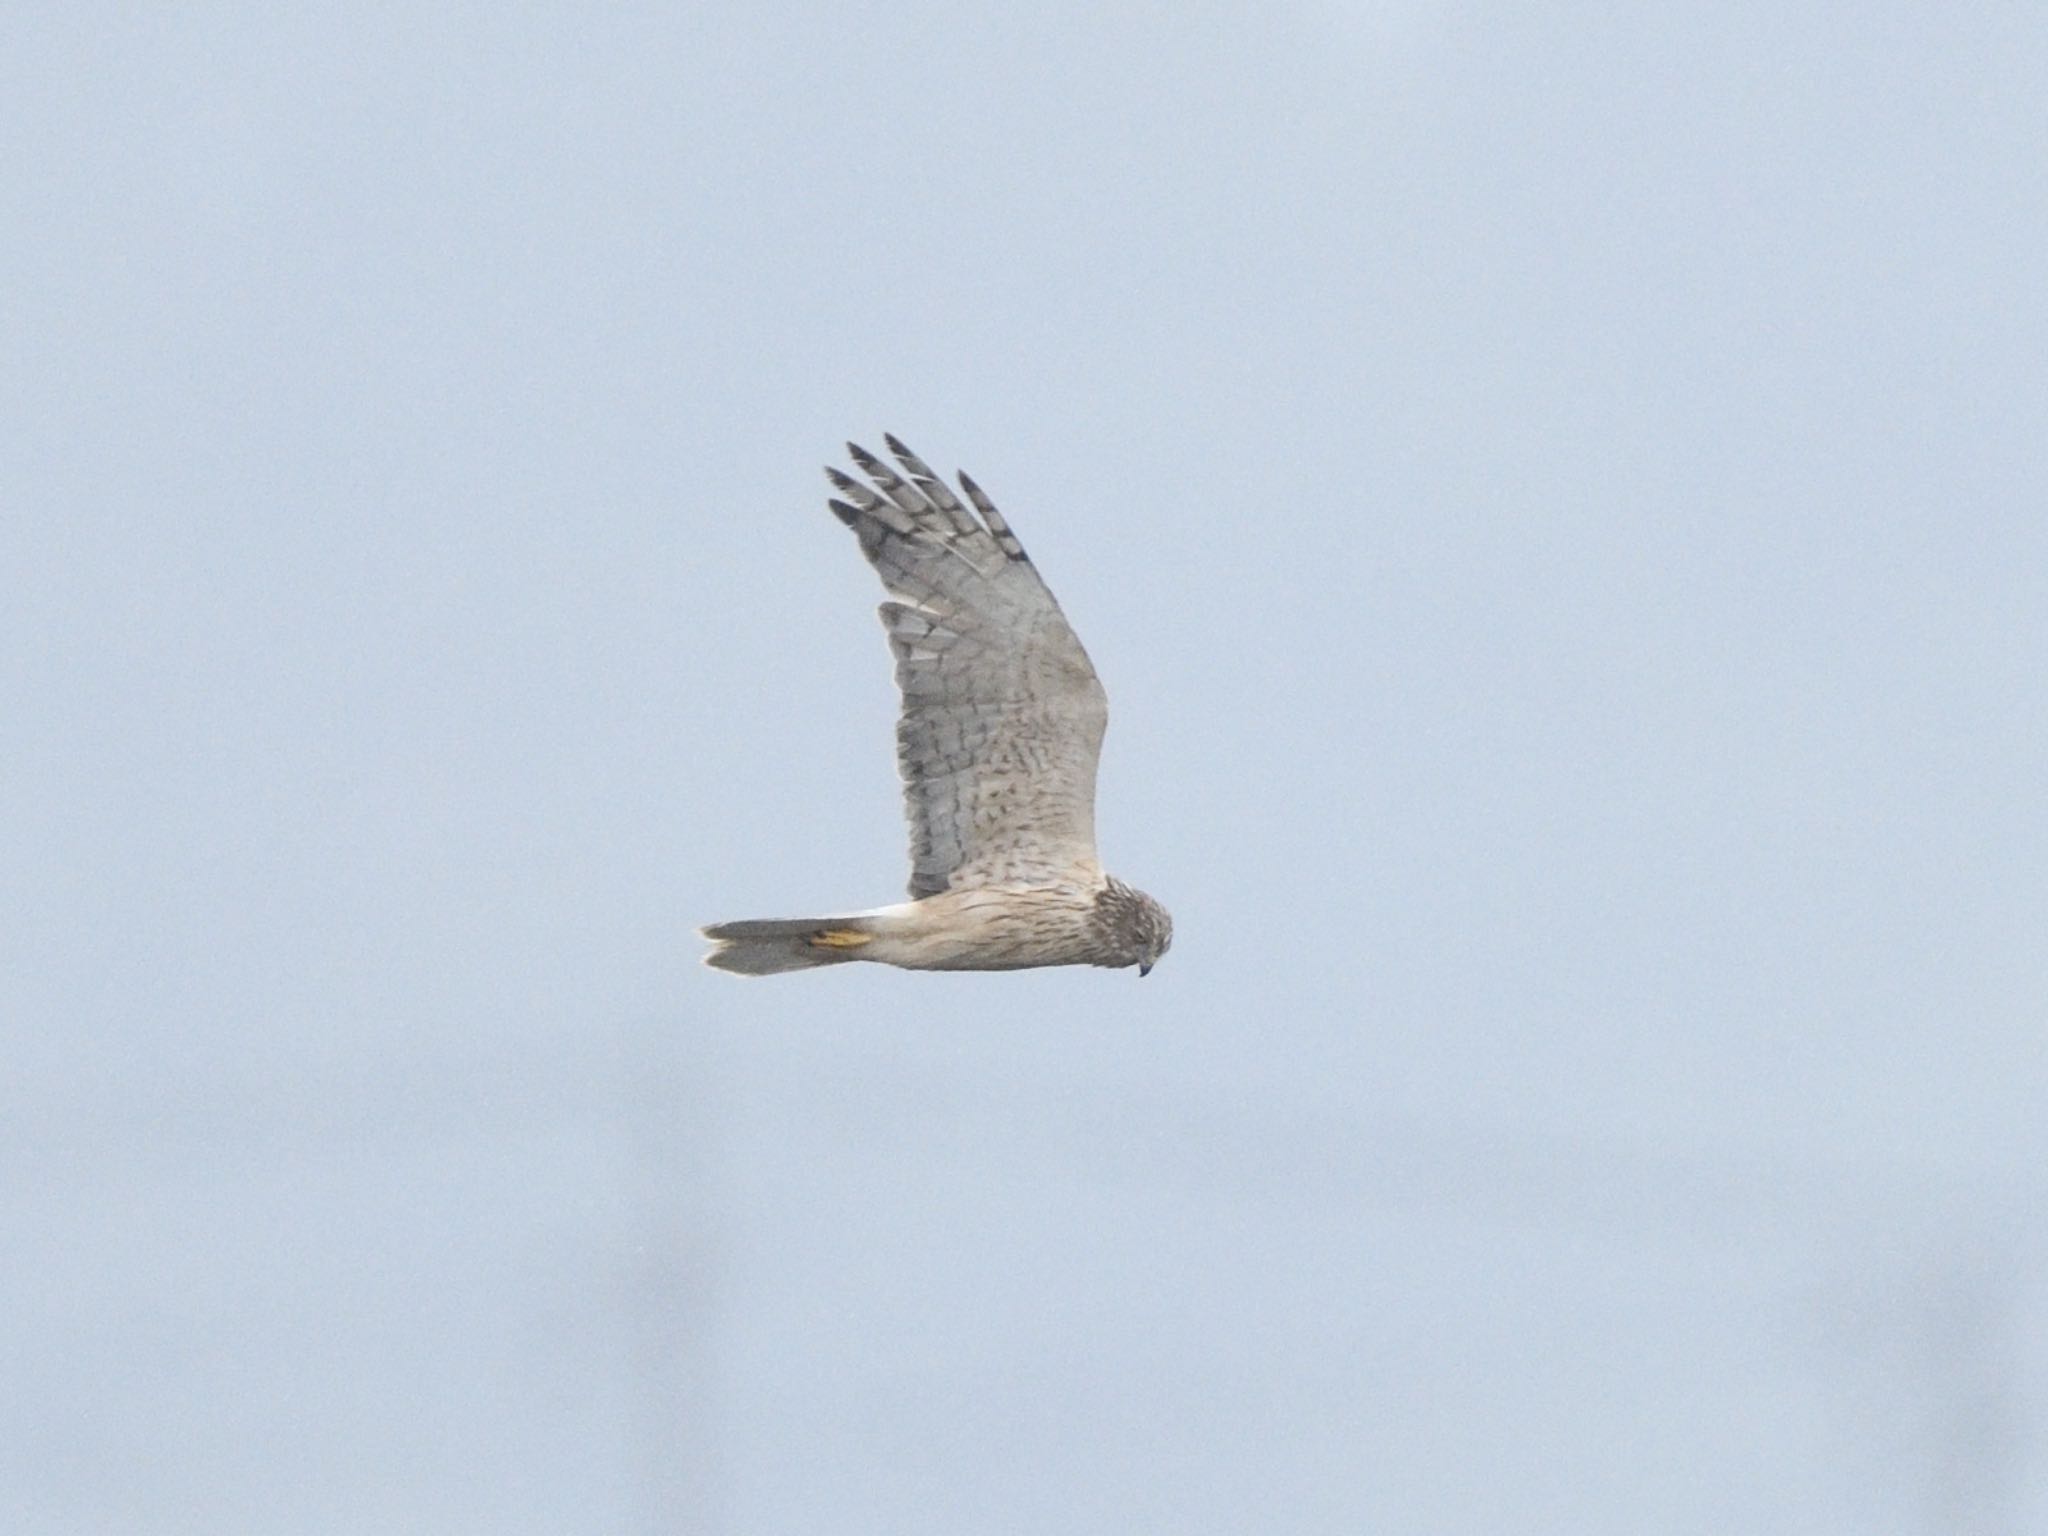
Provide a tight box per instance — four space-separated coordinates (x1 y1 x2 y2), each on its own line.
1098 877 1173 977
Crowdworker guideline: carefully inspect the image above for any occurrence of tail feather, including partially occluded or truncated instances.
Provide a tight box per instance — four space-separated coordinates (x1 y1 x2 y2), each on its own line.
700 915 877 976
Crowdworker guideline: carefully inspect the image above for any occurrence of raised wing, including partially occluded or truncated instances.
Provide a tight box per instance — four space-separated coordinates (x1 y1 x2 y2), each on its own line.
826 436 1109 898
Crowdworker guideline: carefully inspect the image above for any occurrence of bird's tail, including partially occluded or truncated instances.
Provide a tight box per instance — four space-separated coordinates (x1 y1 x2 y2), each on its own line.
699 914 882 976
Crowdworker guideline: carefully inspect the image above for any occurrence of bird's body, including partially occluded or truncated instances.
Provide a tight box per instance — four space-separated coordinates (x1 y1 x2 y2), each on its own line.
702 437 1170 978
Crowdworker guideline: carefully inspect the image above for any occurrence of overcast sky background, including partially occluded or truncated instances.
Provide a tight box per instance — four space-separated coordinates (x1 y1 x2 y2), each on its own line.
7 2 2047 1531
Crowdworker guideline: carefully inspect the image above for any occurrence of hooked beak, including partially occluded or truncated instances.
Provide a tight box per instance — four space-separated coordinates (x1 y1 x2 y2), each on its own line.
1138 962 1153 977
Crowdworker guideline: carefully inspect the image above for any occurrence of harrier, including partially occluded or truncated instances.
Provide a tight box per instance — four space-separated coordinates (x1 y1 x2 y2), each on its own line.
702 436 1171 977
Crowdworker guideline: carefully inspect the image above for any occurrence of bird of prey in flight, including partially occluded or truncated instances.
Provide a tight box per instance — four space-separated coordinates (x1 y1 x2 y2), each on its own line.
702 436 1171 977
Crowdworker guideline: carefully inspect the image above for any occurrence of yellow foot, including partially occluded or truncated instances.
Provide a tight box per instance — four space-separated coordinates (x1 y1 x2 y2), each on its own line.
808 929 873 949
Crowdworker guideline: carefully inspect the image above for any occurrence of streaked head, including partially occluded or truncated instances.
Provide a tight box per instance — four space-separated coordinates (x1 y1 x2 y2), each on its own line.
1096 876 1174 976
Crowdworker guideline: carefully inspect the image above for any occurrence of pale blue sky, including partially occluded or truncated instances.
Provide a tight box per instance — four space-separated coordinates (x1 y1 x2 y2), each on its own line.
6 3 2046 1531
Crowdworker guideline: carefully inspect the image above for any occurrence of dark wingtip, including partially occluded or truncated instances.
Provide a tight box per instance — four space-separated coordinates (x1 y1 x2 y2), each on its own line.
883 431 913 458
846 441 884 472
825 465 861 492
826 498 861 526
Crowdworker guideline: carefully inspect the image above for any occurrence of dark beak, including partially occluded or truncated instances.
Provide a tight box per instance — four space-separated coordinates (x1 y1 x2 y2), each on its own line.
1138 962 1153 977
